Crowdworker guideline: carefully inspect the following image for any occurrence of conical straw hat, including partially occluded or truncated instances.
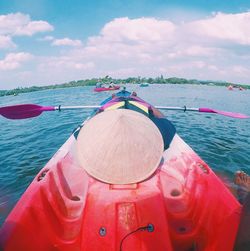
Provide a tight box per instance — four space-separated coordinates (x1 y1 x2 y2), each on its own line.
77 109 164 184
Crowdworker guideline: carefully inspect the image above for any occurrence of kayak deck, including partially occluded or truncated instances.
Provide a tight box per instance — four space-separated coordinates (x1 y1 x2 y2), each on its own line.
0 91 241 251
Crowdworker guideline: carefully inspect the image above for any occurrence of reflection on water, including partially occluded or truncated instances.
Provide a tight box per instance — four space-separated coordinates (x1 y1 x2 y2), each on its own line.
0 84 249 225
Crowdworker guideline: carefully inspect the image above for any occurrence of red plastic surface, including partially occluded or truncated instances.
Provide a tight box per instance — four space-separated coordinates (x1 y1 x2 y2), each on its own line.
0 134 241 251
94 86 120 92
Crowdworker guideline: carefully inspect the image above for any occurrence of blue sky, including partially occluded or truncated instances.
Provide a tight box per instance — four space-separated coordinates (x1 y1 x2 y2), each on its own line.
0 0 250 89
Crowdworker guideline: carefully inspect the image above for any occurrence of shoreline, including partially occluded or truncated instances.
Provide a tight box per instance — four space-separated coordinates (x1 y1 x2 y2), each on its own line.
1 77 249 97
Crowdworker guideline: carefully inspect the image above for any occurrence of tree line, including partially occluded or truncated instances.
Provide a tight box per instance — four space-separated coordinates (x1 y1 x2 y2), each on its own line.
1 76 249 97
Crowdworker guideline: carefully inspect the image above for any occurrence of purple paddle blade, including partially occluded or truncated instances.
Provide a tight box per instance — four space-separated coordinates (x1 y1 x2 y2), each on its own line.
0 104 55 119
199 108 250 119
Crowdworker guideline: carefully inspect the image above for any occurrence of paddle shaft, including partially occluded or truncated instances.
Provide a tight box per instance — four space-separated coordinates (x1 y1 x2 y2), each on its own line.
155 106 198 112
58 106 216 114
55 105 101 110
155 106 249 118
0 104 248 119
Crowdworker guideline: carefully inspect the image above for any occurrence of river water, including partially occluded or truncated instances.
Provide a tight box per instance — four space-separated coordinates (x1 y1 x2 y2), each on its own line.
0 84 249 226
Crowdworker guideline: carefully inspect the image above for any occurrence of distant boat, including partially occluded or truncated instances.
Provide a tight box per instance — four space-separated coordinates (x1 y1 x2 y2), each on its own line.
140 83 149 87
94 86 120 92
228 85 246 91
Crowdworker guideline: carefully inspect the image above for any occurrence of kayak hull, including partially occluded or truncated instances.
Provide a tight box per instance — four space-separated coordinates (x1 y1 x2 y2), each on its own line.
94 86 120 92
0 91 241 251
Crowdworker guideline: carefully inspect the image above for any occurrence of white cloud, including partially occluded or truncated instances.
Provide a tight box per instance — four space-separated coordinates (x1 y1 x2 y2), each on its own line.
38 55 94 71
85 16 228 62
0 52 33 70
15 20 53 36
108 67 138 77
0 13 53 37
76 17 221 73
185 46 219 57
208 65 219 71
187 12 250 45
232 65 250 76
100 17 176 42
52 38 82 46
0 35 16 49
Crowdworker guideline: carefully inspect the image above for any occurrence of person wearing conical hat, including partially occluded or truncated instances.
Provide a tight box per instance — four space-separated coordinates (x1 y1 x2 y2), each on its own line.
77 109 164 185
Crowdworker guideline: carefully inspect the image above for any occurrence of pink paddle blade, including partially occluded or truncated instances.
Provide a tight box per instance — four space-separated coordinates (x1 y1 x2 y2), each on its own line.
199 108 250 119
0 104 55 119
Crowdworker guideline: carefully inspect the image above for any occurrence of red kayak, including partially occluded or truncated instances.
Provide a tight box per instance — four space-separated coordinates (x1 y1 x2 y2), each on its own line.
94 86 120 92
0 90 241 251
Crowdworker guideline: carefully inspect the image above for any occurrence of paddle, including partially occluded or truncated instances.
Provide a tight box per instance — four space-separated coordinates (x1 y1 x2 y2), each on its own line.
0 104 249 120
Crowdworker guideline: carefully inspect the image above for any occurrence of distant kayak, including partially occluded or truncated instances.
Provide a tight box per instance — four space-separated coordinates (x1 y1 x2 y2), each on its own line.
228 85 246 91
94 86 120 92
